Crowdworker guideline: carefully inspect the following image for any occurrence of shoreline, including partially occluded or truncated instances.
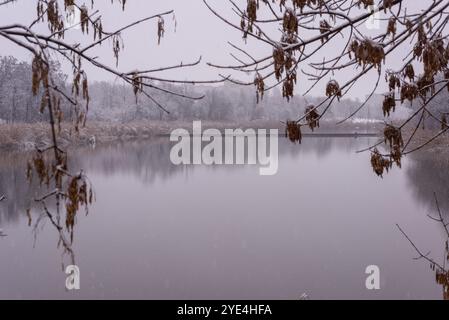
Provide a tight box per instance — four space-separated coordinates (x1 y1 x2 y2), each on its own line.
0 120 382 153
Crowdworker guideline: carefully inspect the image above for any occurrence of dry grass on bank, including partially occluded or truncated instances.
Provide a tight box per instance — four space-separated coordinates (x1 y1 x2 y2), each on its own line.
0 119 381 152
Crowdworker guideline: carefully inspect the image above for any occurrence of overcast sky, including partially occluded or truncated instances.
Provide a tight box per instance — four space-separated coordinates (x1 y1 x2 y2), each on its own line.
0 0 432 100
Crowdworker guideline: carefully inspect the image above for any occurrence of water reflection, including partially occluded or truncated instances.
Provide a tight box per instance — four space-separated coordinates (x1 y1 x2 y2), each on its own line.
0 136 447 299
397 193 449 300
404 152 449 299
406 152 449 213
0 136 366 225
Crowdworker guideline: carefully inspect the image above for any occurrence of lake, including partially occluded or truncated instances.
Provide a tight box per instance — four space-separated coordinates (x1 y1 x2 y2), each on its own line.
0 136 448 299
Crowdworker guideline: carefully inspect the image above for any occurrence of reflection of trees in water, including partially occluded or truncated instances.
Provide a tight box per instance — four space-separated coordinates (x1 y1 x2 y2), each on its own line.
402 152 449 298
406 153 449 213
0 153 35 225
397 194 449 300
0 136 370 225
72 138 180 185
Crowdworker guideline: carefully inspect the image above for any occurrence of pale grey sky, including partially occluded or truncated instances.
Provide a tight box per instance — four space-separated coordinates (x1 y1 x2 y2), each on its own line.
0 0 433 99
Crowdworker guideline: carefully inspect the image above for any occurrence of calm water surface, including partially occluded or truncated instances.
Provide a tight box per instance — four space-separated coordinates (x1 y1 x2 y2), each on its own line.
0 137 448 299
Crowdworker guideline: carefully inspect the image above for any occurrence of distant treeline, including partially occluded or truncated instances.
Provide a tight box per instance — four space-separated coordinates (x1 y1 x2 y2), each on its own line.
0 55 422 125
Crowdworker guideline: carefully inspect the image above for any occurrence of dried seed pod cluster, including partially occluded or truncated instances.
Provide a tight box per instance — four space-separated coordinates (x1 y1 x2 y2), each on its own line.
400 83 418 103
319 20 331 43
370 149 392 177
326 80 342 100
388 74 401 92
305 105 320 131
384 125 404 148
80 4 89 34
387 18 397 39
112 34 124 67
285 120 302 144
254 73 265 103
370 124 408 176
357 0 374 9
242 0 259 37
132 72 143 102
45 0 65 38
382 94 396 117
282 72 297 101
64 0 75 9
292 0 307 12
383 0 394 12
404 64 415 81
435 269 449 301
415 38 449 78
158 17 165 45
32 54 49 96
272 5 300 102
66 175 94 241
349 38 385 70
273 45 286 81
283 8 298 34
380 125 404 169
416 75 435 98
93 19 104 42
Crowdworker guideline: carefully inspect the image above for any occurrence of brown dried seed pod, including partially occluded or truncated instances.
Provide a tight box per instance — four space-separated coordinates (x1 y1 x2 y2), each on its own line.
157 17 165 45
421 39 448 78
319 20 331 43
384 125 404 148
400 83 418 103
383 0 394 12
80 4 89 34
387 74 401 92
357 0 374 9
382 93 396 117
417 75 435 98
404 64 415 81
283 8 298 34
285 121 302 144
64 0 75 10
292 0 307 12
404 19 413 34
349 37 385 69
326 80 342 100
254 73 265 103
131 72 143 102
387 18 397 39
31 54 49 96
273 46 285 81
391 144 402 168
72 71 81 97
247 0 258 26
305 105 320 131
282 72 296 102
370 148 391 177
